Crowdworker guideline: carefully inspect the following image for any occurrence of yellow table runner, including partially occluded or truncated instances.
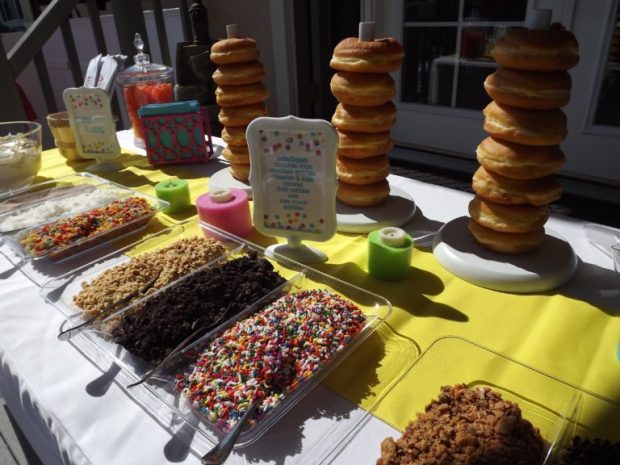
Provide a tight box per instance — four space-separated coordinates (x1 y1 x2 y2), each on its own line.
37 149 620 440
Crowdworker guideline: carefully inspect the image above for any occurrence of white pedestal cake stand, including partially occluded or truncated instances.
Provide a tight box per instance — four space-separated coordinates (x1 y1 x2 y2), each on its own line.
336 184 416 233
208 166 253 199
433 216 578 293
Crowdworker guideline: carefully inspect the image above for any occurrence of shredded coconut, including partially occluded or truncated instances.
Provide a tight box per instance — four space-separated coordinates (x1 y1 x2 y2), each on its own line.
0 188 124 232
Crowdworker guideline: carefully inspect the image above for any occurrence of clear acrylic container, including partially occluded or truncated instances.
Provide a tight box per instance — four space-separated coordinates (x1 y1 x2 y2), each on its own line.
3 191 166 263
116 33 174 148
40 221 291 322
0 173 129 235
0 121 42 193
329 336 620 465
0 174 171 286
0 175 168 289
0 172 103 208
41 220 400 462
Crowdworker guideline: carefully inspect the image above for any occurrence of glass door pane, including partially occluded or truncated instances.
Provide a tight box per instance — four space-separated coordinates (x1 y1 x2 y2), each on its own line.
402 0 528 111
593 6 620 127
376 0 620 186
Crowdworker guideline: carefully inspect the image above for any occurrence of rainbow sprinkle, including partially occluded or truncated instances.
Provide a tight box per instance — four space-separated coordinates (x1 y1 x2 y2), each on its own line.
176 289 366 431
20 196 154 257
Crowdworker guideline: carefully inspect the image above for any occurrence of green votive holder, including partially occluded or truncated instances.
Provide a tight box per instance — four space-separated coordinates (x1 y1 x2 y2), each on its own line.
368 227 413 281
155 178 191 213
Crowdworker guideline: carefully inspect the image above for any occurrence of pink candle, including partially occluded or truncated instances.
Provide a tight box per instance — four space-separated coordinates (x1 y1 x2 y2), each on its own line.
196 188 253 238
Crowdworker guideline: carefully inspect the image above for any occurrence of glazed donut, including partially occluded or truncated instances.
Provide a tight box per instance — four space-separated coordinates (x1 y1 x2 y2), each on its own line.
218 103 266 127
468 195 549 233
229 163 250 182
222 145 250 165
221 125 248 147
337 130 393 159
337 179 390 207
212 61 265 86
330 37 404 73
484 68 571 109
468 218 545 254
332 102 397 133
490 24 579 71
330 72 395 107
483 101 567 146
210 38 259 65
336 154 390 185
215 83 268 108
476 137 565 179
472 166 562 206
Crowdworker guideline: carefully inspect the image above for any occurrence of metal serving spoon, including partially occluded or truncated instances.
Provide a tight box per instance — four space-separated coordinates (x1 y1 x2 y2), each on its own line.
58 273 159 341
201 401 259 465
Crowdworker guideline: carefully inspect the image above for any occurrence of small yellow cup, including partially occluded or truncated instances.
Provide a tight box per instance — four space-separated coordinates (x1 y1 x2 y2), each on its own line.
46 111 82 160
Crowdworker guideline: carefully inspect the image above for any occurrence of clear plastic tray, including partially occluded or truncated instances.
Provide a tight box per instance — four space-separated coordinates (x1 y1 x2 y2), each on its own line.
554 385 620 462
0 172 103 205
46 246 299 383
41 220 399 461
142 271 389 446
40 220 295 322
0 174 170 286
3 193 167 263
0 174 128 235
330 336 620 465
4 192 166 262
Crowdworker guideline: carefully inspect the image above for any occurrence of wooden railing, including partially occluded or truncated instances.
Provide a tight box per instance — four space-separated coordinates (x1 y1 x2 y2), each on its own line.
0 0 192 122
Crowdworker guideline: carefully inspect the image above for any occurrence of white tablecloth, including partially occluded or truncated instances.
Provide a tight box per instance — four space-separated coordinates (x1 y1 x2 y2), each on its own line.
0 149 617 464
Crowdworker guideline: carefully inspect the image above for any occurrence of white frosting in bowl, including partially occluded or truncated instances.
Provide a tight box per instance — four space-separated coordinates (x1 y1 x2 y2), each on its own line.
0 133 42 192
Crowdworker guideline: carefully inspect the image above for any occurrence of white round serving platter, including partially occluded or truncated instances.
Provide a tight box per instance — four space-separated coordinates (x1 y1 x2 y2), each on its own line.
208 166 253 199
336 185 416 233
433 216 578 294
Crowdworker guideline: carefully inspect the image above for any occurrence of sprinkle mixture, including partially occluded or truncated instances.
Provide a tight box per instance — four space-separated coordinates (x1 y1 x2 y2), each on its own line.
19 196 154 257
176 289 366 431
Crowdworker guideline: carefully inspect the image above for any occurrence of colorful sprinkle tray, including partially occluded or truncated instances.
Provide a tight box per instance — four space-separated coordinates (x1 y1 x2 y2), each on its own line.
2 179 167 263
40 220 401 462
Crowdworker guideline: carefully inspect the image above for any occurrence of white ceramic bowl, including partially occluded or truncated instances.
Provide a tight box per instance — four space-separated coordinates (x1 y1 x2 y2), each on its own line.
0 121 42 192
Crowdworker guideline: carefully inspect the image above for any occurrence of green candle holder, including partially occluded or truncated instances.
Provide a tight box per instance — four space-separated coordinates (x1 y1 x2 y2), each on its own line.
155 178 191 214
368 227 413 281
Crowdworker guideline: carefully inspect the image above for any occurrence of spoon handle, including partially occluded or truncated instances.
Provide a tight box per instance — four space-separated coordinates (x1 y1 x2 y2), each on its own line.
58 273 159 341
201 401 259 465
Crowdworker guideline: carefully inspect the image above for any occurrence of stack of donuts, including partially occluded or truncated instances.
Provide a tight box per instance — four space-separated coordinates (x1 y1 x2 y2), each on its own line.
329 37 404 207
468 23 579 254
210 35 268 181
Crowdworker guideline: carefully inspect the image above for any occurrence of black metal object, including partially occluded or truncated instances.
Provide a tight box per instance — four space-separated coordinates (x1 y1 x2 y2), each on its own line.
26 0 58 114
178 0 192 42
85 0 108 54
60 17 83 86
151 0 171 66
0 39 27 121
33 51 58 113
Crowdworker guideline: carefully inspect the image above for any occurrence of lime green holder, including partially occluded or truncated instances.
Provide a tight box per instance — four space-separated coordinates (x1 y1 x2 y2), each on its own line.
368 228 413 281
155 178 191 214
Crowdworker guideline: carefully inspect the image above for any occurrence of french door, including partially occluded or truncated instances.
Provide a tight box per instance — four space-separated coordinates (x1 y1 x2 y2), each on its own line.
369 0 620 186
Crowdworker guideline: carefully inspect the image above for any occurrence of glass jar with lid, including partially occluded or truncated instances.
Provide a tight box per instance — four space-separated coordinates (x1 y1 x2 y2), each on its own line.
116 33 174 147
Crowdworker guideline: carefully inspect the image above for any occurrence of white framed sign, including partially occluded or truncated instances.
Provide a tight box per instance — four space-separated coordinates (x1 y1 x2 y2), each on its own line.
63 87 121 171
247 116 338 263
